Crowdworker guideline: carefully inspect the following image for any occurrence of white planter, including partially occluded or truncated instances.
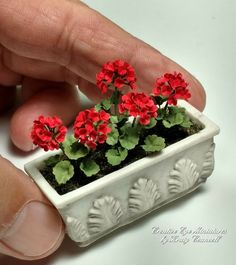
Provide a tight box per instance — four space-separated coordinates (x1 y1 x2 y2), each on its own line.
24 101 219 247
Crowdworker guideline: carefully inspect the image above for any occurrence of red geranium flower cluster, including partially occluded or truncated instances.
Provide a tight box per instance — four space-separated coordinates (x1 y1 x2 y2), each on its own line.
73 108 112 150
119 92 157 125
96 59 137 94
31 116 67 151
153 72 191 105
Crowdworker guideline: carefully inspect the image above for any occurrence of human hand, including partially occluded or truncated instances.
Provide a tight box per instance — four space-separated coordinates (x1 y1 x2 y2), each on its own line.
0 0 206 260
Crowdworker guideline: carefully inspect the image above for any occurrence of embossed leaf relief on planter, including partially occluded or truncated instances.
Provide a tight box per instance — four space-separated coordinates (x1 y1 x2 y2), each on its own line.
66 216 90 242
198 143 215 183
168 158 200 194
129 178 161 213
88 196 123 235
64 144 216 243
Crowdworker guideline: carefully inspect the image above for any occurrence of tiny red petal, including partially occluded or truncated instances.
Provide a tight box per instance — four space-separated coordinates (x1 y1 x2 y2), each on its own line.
31 115 67 151
99 110 110 121
96 59 137 93
73 108 111 150
118 92 158 125
153 72 191 105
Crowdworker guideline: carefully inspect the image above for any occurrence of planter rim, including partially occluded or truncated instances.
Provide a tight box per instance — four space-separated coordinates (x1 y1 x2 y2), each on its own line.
24 100 220 209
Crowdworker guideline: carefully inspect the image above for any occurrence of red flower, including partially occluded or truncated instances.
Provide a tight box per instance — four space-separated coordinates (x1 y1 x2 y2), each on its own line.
153 72 191 105
73 108 111 150
96 59 137 93
119 92 158 125
31 116 67 151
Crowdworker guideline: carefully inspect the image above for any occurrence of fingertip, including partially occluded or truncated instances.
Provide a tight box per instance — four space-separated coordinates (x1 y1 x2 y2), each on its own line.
160 54 206 111
10 107 35 151
10 83 80 151
189 75 206 111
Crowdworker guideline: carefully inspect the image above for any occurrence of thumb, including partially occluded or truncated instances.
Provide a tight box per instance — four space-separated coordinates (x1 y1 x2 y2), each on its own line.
0 156 65 260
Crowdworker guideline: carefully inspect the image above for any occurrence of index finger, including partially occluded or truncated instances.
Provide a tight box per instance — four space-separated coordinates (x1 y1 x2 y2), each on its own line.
0 0 205 110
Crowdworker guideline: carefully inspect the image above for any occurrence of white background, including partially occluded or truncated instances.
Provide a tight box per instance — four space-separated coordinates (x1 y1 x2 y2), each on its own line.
0 0 236 264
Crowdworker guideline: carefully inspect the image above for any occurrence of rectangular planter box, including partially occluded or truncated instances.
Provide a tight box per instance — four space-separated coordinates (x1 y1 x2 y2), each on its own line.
24 101 220 246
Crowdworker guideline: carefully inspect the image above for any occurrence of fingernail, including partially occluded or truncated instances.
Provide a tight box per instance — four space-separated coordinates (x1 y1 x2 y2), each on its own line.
0 201 64 259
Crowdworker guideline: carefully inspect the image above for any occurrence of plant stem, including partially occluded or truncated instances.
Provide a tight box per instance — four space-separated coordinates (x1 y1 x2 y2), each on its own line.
113 88 120 116
114 101 118 116
132 117 136 127
164 101 169 113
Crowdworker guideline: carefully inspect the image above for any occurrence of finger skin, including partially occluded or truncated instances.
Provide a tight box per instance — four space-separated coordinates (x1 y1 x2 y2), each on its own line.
2 48 78 85
0 45 21 86
10 81 80 151
0 0 206 110
0 156 65 260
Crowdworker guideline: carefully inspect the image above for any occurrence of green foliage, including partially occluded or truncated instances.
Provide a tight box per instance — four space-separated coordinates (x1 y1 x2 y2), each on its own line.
157 108 166 120
179 116 193 128
101 99 112 110
119 124 140 150
110 88 121 105
162 106 192 128
37 62 199 196
144 117 157 129
80 159 100 177
154 95 167 106
63 135 88 160
95 99 112 112
44 155 61 167
110 115 119 124
105 147 128 166
141 135 166 152
94 104 102 111
110 115 128 127
106 125 119 145
53 160 74 185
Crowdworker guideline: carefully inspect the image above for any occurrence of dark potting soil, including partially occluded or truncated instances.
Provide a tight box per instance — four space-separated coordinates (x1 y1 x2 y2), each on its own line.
40 121 203 195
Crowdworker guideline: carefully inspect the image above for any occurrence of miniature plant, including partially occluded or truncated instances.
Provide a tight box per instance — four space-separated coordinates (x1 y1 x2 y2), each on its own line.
31 59 192 186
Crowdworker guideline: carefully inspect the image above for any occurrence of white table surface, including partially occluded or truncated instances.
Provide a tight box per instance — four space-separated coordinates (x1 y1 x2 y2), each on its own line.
0 0 235 264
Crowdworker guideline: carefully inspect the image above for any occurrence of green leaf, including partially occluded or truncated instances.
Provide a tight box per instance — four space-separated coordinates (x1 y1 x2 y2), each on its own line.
141 135 166 152
163 112 184 128
157 108 166 120
94 103 102 111
106 125 119 145
119 125 139 150
117 115 128 126
180 111 193 128
181 117 193 128
162 120 172 128
80 159 100 177
162 106 185 128
44 155 61 167
162 106 192 128
53 160 74 185
110 115 119 124
63 135 88 160
105 147 128 166
144 117 157 129
101 99 112 110
154 95 167 106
